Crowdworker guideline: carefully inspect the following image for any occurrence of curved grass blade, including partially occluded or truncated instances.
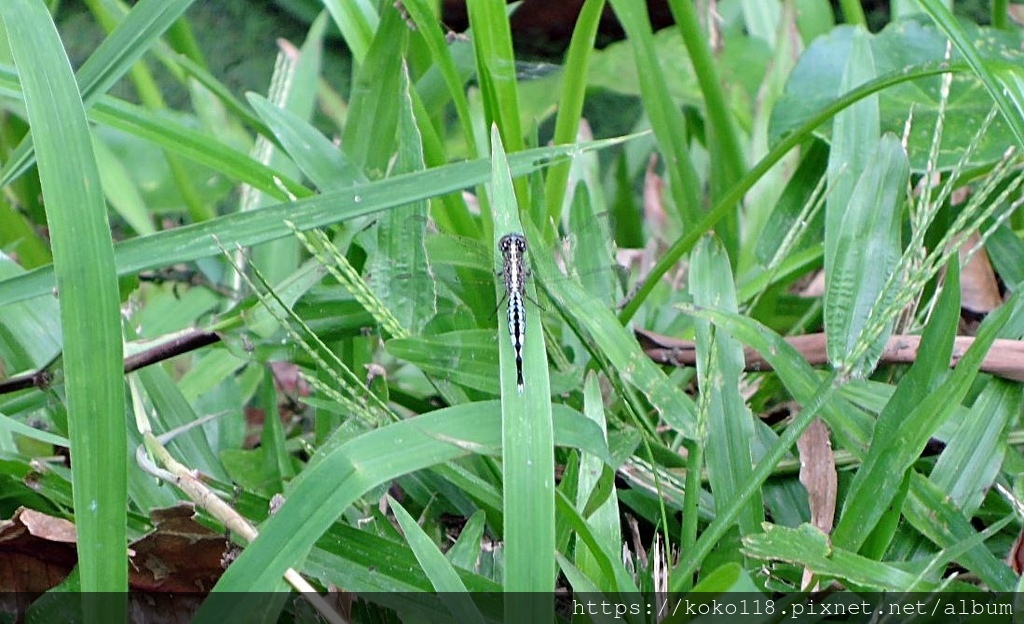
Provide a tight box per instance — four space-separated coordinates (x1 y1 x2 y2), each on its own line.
197 402 607 600
917 0 1024 146
618 61 961 324
0 136 638 307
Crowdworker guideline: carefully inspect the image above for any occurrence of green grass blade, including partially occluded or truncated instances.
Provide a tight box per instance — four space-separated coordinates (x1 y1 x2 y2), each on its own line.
0 136 636 307
532 225 698 439
573 373 622 586
402 0 479 159
608 0 702 230
198 402 606 598
690 236 764 536
247 93 366 191
364 66 435 334
342 4 406 174
837 0 868 26
743 524 941 591
930 379 1021 512
854 254 961 559
667 0 746 255
672 305 843 588
322 0 377 64
466 1 524 156
388 497 485 623
917 0 1024 146
0 0 196 187
488 127 556 604
824 134 908 376
824 27 880 286
832 275 1021 553
542 0 606 224
905 473 1017 591
87 95 309 200
1 0 127 597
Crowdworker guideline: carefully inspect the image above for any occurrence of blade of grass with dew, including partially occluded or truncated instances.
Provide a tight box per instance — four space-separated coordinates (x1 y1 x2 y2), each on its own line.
488 126 556 604
684 305 1020 589
0 135 638 307
543 0 606 225
199 401 608 598
608 0 702 230
1 0 127 597
690 236 764 537
825 134 908 377
0 0 196 187
917 0 1024 146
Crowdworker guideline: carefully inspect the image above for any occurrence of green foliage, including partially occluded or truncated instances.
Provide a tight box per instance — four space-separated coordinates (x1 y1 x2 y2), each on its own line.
0 0 1022 617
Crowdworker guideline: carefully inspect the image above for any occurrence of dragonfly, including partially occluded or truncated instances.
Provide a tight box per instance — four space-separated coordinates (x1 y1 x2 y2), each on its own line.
364 212 650 394
498 232 528 392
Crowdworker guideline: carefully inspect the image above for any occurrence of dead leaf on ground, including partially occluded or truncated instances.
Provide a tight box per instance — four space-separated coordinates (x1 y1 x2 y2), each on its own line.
0 507 77 592
129 504 228 593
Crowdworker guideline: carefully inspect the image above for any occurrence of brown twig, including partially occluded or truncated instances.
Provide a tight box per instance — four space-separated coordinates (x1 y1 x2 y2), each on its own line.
0 328 222 396
635 328 1024 382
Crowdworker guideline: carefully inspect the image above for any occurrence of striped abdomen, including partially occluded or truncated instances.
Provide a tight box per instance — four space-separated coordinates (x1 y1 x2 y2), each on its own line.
498 233 528 392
